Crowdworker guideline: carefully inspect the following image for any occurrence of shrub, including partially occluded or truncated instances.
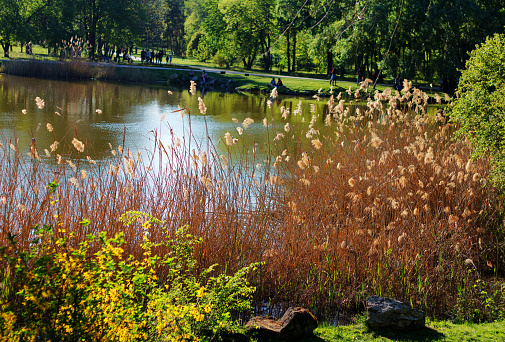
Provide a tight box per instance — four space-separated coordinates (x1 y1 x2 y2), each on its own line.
186 32 203 59
450 33 505 188
0 211 257 341
213 52 231 68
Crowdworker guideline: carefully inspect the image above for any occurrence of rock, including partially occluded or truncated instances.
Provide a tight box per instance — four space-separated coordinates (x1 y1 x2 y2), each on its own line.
245 307 318 341
366 296 425 331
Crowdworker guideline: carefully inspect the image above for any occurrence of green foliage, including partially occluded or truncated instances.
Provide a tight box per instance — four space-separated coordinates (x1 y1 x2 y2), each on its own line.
0 211 258 341
213 52 232 67
454 278 505 323
0 0 23 57
186 32 203 59
450 33 505 188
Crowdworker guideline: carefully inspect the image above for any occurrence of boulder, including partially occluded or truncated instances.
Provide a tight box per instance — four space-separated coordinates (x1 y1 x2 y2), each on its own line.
366 296 425 331
245 307 318 341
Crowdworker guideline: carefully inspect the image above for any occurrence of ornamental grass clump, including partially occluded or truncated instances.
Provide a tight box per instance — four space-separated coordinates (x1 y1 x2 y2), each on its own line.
258 84 504 319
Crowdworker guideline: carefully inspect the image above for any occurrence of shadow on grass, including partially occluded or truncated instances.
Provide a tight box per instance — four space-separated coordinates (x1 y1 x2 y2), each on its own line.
252 336 325 342
369 326 445 341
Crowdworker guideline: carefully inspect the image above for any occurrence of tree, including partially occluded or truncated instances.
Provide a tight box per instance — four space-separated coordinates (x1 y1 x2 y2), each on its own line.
164 0 185 54
0 0 22 57
195 0 226 61
30 0 78 54
141 0 166 51
184 0 206 44
75 0 146 60
218 0 274 70
276 0 311 72
450 33 505 187
0 0 63 57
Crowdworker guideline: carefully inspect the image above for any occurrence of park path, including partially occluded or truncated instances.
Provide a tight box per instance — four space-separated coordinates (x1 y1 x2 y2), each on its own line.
113 57 334 82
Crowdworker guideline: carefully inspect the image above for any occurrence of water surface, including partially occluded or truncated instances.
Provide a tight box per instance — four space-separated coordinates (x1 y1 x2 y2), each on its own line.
0 74 329 161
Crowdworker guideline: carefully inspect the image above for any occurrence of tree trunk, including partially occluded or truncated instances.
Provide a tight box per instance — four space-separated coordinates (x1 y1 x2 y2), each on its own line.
265 35 271 71
87 0 98 61
97 36 103 56
1 41 11 58
326 48 333 75
292 30 296 72
286 30 290 72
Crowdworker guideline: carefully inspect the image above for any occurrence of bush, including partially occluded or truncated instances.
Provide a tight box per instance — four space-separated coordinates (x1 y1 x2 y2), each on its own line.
186 32 203 59
450 33 505 188
213 52 231 68
0 211 257 341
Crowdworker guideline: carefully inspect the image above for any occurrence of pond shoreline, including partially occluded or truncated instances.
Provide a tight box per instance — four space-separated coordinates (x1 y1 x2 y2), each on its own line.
0 58 364 98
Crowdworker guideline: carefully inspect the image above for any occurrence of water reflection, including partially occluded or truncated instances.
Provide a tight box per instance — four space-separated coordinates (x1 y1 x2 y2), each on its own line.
0 74 330 162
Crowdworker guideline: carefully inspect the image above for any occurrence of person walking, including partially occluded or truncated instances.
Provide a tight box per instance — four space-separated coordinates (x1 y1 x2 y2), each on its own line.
330 67 337 86
356 67 364 86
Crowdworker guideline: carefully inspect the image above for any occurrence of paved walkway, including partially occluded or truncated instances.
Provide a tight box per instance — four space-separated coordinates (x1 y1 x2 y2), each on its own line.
113 57 333 82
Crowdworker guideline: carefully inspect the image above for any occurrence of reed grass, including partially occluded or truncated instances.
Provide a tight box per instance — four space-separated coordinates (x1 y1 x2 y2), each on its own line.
0 59 166 83
0 82 503 321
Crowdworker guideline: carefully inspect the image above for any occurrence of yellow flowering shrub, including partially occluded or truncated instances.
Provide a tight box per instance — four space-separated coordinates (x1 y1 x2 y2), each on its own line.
0 211 258 341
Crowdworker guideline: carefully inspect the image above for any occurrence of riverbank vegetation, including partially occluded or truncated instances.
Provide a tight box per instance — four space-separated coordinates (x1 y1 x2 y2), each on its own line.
0 58 400 97
1 77 505 339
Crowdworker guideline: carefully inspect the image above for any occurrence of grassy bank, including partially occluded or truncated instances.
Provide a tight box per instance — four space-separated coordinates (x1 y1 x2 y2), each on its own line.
308 319 505 342
1 54 426 97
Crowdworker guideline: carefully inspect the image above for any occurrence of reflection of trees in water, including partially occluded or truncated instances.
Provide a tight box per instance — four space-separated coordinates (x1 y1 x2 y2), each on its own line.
0 76 173 160
0 75 330 162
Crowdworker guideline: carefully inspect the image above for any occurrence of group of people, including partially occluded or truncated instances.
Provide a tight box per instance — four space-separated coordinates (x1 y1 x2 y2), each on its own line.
269 78 283 87
188 70 208 83
140 49 154 63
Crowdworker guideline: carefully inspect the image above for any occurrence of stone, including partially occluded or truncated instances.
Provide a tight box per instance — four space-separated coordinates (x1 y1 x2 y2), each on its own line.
366 296 425 331
245 307 318 341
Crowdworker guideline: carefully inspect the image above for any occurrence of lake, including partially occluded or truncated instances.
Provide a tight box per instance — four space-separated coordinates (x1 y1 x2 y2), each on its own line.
0 74 331 162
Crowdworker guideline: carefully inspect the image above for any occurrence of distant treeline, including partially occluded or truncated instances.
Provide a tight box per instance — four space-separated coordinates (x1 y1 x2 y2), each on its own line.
1 0 504 91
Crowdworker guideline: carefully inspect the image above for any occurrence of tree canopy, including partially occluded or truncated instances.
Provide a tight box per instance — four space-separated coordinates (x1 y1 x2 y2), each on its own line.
0 0 504 83
450 33 505 187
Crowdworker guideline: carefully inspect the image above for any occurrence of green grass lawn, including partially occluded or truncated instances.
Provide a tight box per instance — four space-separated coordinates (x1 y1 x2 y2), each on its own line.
255 319 505 342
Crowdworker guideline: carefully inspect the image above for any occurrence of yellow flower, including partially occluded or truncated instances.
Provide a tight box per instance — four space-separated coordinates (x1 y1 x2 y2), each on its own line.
196 286 205 298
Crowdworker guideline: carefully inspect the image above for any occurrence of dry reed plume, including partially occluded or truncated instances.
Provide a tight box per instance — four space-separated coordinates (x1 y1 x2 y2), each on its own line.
0 85 503 320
